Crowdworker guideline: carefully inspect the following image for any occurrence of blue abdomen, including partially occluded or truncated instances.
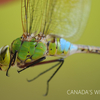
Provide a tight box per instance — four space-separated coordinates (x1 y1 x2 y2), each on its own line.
48 38 77 57
60 38 71 54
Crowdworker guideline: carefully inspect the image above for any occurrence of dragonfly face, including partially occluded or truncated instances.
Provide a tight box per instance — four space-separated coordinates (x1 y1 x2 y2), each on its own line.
0 45 10 71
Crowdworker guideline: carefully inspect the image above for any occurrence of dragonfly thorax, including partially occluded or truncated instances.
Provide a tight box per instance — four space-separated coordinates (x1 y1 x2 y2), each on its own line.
11 34 47 68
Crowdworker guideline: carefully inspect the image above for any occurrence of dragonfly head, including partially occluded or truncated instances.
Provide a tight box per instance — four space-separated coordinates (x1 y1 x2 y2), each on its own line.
0 45 10 71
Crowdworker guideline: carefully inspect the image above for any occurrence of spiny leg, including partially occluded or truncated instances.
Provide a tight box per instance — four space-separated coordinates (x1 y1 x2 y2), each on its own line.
44 58 64 96
6 50 18 76
18 58 64 96
17 57 46 73
27 62 61 82
26 58 64 96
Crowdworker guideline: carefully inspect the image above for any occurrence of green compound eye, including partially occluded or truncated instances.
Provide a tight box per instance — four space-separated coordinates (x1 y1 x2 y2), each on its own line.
0 45 10 71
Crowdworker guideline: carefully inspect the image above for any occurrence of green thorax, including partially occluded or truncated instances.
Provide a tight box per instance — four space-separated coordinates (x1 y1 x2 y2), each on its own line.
11 37 47 63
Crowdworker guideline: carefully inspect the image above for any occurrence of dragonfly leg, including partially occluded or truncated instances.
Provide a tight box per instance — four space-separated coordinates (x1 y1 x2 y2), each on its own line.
27 62 61 82
27 58 64 82
6 50 18 77
17 57 46 73
44 58 64 96
26 58 64 96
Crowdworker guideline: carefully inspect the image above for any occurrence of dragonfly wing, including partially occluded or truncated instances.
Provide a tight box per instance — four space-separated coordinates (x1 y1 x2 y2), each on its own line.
42 0 91 42
21 0 43 35
21 0 91 42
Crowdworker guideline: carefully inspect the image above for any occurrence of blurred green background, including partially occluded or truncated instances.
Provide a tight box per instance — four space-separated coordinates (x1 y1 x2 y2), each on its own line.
0 0 100 100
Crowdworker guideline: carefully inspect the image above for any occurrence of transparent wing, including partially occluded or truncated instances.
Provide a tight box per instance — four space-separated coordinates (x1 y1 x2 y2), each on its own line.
21 0 48 35
21 0 91 42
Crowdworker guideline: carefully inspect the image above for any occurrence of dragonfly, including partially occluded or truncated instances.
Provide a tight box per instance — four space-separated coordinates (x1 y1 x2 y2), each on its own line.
0 0 98 96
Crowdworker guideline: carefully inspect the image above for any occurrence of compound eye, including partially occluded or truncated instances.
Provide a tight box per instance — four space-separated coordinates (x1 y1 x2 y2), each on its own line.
0 45 10 71
0 46 8 60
